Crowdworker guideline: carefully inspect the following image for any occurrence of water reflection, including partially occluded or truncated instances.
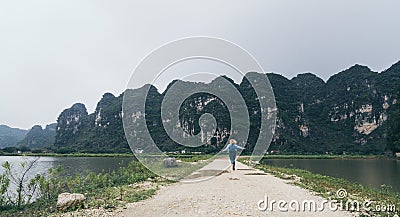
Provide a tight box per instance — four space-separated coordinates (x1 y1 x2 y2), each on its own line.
0 156 132 178
0 156 398 192
0 156 133 201
262 158 400 192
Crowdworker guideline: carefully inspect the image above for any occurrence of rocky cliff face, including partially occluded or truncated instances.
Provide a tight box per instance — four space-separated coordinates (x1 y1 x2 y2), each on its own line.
268 62 400 154
54 95 129 153
54 61 400 154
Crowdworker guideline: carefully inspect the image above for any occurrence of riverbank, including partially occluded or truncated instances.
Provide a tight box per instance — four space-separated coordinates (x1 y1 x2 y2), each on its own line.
0 159 172 217
249 161 400 216
0 152 393 159
260 154 392 159
47 158 400 216
0 153 135 157
1 155 398 216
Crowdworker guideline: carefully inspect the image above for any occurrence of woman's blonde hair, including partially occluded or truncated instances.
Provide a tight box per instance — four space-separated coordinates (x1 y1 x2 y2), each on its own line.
229 139 237 144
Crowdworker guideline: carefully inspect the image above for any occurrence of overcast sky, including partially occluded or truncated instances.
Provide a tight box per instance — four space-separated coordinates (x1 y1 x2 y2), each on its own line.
1 0 399 129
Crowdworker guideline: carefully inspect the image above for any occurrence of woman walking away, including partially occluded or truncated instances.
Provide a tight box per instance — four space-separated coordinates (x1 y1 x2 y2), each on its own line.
222 139 245 171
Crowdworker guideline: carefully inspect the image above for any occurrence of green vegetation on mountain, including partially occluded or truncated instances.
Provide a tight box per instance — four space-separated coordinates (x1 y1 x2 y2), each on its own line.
54 95 130 153
17 124 56 149
52 61 400 155
387 86 400 154
268 63 400 155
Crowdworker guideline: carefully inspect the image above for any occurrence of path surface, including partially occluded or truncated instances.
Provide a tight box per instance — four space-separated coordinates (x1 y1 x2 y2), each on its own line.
118 159 354 217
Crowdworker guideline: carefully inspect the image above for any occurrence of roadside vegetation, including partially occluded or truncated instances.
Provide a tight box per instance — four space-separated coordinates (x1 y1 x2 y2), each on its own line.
0 152 217 159
259 154 390 159
1 154 398 216
0 152 136 157
1 151 392 160
0 154 211 216
248 160 399 217
168 154 215 162
0 157 171 217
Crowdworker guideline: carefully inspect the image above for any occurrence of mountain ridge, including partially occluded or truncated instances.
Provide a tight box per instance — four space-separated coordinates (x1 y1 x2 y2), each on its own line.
0 125 28 148
52 61 400 154
2 61 399 154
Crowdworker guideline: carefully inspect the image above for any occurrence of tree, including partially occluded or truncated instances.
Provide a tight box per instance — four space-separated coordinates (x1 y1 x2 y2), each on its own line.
0 172 10 207
2 157 40 208
387 87 400 154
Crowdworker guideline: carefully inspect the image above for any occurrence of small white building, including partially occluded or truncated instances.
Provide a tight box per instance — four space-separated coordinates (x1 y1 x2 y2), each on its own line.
396 152 400 158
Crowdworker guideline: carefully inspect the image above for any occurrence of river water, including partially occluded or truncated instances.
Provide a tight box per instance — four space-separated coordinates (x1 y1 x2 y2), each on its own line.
261 158 400 192
0 156 399 192
0 156 132 178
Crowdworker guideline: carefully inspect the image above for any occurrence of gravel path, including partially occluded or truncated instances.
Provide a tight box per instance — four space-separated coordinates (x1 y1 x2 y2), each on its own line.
118 159 354 217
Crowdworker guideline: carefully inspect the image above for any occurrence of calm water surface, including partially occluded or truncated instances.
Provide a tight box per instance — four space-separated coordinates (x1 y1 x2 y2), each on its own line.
0 156 399 193
262 158 400 192
0 156 132 178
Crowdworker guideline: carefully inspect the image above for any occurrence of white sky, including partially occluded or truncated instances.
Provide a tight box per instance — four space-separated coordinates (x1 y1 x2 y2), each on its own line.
1 0 399 129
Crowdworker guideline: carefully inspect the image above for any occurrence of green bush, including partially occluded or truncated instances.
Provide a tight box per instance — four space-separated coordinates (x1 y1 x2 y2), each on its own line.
0 158 158 215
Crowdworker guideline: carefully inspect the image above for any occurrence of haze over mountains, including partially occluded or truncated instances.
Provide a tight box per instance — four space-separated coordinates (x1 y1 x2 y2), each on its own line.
0 124 56 149
2 61 400 154
0 125 27 147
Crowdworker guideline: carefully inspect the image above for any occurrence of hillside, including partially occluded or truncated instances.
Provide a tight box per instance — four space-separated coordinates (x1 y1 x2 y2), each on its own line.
54 95 129 153
17 123 57 149
0 125 27 148
53 61 400 154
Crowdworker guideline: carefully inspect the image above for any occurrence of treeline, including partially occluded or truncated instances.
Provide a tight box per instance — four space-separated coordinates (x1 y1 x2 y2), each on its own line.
0 146 46 155
387 87 400 154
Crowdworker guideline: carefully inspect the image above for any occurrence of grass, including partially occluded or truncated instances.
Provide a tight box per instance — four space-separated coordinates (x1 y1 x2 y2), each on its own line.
1 153 219 160
0 160 174 217
169 154 215 162
0 153 215 216
82 179 165 209
259 154 390 159
136 154 225 180
2 153 397 216
1 153 136 158
243 159 400 216
1 181 163 217
1 152 392 159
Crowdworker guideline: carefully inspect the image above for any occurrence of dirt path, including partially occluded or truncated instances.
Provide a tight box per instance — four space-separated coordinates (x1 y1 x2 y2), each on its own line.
118 159 354 217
